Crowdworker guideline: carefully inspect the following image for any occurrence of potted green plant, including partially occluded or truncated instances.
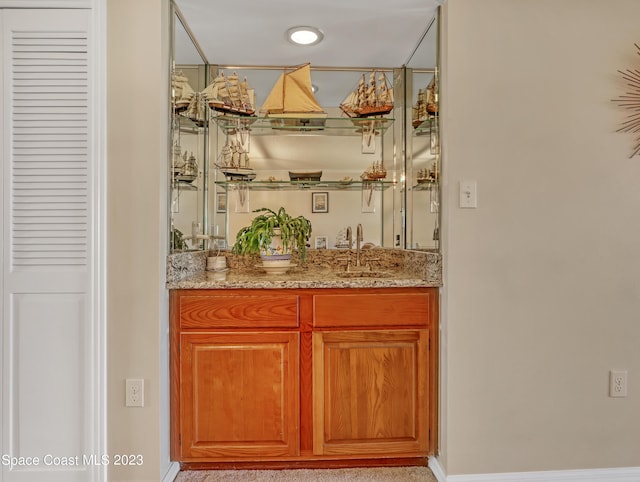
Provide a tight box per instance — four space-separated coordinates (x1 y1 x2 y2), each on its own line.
232 207 312 263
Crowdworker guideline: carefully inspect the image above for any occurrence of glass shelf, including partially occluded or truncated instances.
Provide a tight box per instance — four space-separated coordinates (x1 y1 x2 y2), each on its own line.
214 180 397 191
175 114 205 134
172 180 198 191
412 181 438 191
212 114 395 136
413 116 437 136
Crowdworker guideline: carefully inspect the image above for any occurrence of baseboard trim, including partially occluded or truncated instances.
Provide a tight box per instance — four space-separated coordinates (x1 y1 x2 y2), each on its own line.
427 458 640 482
429 456 447 482
162 461 181 482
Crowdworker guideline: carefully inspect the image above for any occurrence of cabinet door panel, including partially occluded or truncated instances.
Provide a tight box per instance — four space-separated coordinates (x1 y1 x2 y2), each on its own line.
313 330 428 456
181 332 299 458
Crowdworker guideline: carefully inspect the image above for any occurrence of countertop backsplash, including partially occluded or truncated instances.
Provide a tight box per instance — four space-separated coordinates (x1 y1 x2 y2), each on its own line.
166 248 442 288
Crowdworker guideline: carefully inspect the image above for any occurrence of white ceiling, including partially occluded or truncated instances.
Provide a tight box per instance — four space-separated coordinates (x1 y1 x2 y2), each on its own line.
174 0 440 67
173 0 441 107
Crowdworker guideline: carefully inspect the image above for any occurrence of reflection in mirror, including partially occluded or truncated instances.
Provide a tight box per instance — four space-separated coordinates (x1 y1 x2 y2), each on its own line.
170 6 209 252
168 3 440 254
405 11 440 251
205 66 401 251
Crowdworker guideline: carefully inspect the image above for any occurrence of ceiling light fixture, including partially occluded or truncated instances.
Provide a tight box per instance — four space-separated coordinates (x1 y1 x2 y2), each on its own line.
287 26 324 46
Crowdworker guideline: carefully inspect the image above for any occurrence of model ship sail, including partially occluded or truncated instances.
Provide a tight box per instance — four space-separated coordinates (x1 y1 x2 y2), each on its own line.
260 63 327 118
412 76 438 128
360 160 387 180
172 70 195 111
215 139 256 180
340 71 394 118
202 71 256 116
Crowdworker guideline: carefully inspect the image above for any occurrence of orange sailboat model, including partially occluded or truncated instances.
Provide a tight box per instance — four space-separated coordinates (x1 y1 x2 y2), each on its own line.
260 63 327 126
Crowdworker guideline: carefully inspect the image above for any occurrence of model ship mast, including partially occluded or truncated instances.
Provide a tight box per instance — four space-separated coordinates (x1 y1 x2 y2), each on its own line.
340 70 394 118
202 71 256 116
412 71 438 128
172 70 195 111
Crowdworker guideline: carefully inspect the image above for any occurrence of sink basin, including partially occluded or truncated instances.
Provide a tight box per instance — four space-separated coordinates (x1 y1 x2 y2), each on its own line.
335 271 391 278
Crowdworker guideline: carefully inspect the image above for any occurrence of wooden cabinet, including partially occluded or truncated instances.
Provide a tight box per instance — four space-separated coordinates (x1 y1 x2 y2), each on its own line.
171 287 438 468
179 331 299 459
312 330 428 456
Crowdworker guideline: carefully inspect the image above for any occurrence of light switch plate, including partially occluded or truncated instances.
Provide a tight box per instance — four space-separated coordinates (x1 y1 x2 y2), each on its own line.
459 180 477 208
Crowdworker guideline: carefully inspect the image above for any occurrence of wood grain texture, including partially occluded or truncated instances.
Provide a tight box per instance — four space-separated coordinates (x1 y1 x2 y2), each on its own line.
179 457 428 469
171 287 438 464
170 290 182 459
179 292 299 328
313 330 429 456
180 331 299 458
313 292 432 328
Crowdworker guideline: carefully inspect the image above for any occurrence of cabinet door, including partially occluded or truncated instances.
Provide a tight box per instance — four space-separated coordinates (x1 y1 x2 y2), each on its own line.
180 331 299 459
313 330 428 456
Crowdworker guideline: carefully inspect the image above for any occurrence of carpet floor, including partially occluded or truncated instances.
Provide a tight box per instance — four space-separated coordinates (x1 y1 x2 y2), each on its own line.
175 466 436 482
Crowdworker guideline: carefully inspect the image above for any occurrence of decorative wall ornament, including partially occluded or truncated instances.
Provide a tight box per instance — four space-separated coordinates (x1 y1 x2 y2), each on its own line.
613 43 640 158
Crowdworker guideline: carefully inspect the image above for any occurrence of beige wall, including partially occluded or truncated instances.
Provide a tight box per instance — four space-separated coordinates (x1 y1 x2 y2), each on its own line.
440 0 640 475
105 0 640 479
107 0 171 481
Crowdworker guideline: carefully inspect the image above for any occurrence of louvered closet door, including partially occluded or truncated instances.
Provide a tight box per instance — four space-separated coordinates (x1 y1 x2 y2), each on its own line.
1 9 102 482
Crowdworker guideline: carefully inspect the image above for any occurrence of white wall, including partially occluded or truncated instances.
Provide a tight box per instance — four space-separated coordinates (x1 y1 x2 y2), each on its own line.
107 0 171 481
440 0 640 475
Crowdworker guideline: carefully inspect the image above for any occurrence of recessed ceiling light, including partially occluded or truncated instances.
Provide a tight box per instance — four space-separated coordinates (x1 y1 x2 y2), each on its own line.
287 26 324 46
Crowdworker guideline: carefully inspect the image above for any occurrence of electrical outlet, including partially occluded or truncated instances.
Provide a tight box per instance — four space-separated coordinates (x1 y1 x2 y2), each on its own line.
609 370 628 398
126 379 144 407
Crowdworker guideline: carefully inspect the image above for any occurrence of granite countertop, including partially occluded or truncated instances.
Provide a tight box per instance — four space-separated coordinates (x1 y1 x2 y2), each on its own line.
166 248 442 290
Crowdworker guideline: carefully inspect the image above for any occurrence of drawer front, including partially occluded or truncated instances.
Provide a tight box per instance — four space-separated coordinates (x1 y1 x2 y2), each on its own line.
313 291 433 328
179 294 299 328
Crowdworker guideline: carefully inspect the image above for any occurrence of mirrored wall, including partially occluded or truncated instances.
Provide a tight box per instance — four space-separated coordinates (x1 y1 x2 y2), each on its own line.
169 8 209 251
405 13 440 251
169 2 440 254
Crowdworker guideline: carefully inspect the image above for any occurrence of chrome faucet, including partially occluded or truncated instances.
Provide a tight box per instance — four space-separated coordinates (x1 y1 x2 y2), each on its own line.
355 223 363 267
346 226 352 249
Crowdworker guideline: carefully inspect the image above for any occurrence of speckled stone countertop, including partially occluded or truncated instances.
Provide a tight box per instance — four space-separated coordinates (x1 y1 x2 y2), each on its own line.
167 248 442 290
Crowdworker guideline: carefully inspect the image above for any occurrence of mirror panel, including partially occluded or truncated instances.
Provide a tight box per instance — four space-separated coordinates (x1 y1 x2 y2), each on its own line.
405 12 440 251
168 3 440 254
170 9 209 251
205 66 402 251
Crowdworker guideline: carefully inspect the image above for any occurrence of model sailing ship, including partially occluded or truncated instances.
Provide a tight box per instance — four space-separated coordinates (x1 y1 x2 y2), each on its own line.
260 63 327 126
215 137 256 181
172 70 195 111
202 71 256 116
340 71 394 118
412 76 438 128
360 160 387 181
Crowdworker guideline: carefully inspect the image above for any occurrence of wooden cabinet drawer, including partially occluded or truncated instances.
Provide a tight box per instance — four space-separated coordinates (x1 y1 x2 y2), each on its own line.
178 293 299 328
313 290 435 328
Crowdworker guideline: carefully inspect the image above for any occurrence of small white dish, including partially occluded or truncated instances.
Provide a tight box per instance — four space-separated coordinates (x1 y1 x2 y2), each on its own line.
257 263 297 275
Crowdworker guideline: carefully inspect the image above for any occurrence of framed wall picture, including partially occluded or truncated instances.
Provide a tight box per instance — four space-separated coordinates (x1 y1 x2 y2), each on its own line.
312 192 329 213
315 236 328 249
216 193 227 213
